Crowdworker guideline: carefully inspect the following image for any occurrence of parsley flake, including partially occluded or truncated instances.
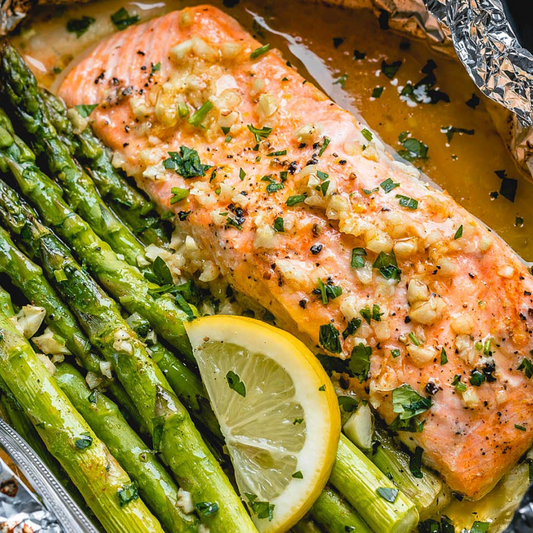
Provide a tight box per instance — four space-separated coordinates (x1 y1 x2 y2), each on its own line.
170 187 189 204
250 44 270 59
111 7 139 30
74 104 98 118
319 323 342 353
226 371 246 397
188 100 213 127
163 147 211 178
66 16 95 38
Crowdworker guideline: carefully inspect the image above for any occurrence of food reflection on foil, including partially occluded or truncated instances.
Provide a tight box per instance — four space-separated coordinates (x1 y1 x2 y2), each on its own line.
0 456 62 533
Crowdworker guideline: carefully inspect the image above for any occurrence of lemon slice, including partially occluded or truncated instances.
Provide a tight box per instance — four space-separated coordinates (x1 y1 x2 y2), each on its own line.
186 315 340 532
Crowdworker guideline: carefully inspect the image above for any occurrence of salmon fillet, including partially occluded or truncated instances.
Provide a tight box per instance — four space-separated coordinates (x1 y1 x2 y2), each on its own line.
59 5 533 499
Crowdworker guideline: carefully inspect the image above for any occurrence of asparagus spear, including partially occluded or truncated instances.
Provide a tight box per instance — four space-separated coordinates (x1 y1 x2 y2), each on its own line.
0 178 219 437
310 486 372 533
38 87 169 247
0 219 144 429
330 435 419 533
0 286 164 533
0 44 151 269
0 106 193 359
0 184 255 532
291 518 324 533
55 363 199 533
369 427 448 520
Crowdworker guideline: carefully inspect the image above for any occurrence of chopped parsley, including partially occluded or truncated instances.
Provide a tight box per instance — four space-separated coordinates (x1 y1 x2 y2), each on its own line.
454 225 463 240
469 369 485 387
226 371 246 397
342 318 362 339
466 93 481 109
188 100 213 127
273 217 284 232
151 62 161 73
66 16 95 38
338 396 358 412
250 43 270 59
440 348 448 365
398 134 428 161
372 86 384 98
318 137 331 157
248 124 273 146
376 487 399 503
117 482 139 506
239 168 246 181
392 384 431 423
495 170 518 202
267 150 287 157
145 256 173 286
353 50 366 60
319 323 342 353
286 194 306 206
169 187 189 204
317 278 342 304
74 104 98 118
452 374 467 392
111 7 140 30
391 349 401 358
88 391 97 404
292 471 303 479
469 522 490 533
333 74 348 89
396 194 418 210
293 418 304 425
350 247 367 269
361 128 373 142
244 493 275 521
442 126 475 143
175 294 195 321
267 182 285 194
519 357 533 378
163 146 211 178
363 187 379 195
74 433 92 450
318 384 326 391
515 424 527 431
350 343 372 382
373 251 401 281
360 304 383 324
196 501 219 516
409 446 424 479
380 178 400 193
381 60 402 79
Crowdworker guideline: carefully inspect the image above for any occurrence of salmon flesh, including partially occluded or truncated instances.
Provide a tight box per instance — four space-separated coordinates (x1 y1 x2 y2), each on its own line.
59 5 533 499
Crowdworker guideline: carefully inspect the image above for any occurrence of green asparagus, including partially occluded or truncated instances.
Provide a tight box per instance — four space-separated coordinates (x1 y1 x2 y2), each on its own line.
0 219 143 430
310 486 372 533
0 106 192 359
330 434 419 533
55 363 199 533
38 87 169 247
369 427 448 520
0 43 149 268
0 177 219 437
0 183 255 531
291 518 324 533
0 286 164 533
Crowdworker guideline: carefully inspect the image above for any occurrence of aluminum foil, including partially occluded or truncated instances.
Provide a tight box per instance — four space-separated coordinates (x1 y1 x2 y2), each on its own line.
0 456 62 533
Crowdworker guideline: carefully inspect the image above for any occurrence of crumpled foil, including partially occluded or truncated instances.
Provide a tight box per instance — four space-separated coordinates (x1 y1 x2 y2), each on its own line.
0 456 62 533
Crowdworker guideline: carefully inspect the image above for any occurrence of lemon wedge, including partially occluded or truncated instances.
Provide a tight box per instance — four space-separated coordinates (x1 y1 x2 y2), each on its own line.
186 315 340 532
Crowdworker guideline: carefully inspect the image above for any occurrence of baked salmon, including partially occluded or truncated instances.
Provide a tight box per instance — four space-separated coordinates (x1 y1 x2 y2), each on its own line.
59 5 533 500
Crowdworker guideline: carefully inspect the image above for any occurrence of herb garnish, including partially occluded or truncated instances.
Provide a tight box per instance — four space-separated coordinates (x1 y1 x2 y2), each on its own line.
273 217 284 232
75 104 98 118
317 278 342 304
469 369 485 387
169 187 189 204
117 482 139 506
226 371 246 397
74 433 92 449
338 396 358 412
442 126 475 143
319 323 342 353
381 60 402 79
396 194 418 210
350 343 372 382
248 124 273 147
373 251 401 281
350 247 367 269
66 16 95 38
372 86 384 98
377 487 399 503
342 318 362 339
392 384 431 421
318 137 331 157
454 225 463 240
360 304 383 324
144 256 173 286
286 195 306 206
163 146 211 178
495 170 517 202
333 74 348 89
398 132 428 161
380 178 400 193
244 493 275 521
518 357 533 378
391 349 400 358
292 471 304 479
196 501 220 516
440 348 448 365
409 446 424 479
111 7 140 30
188 100 213 127
250 44 270 59
452 374 467 392
361 128 373 142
